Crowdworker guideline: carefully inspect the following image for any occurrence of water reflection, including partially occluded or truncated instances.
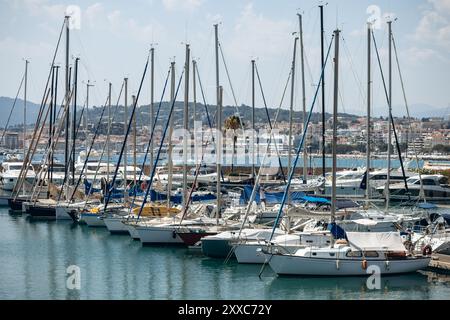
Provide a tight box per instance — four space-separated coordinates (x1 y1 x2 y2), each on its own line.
1 208 450 300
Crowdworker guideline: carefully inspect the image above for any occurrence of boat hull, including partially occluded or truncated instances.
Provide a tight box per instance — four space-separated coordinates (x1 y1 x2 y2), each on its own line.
55 206 78 221
201 238 234 259
82 213 106 227
26 204 56 218
104 218 130 234
7 198 25 211
136 226 184 245
125 224 140 240
268 254 431 276
177 231 217 246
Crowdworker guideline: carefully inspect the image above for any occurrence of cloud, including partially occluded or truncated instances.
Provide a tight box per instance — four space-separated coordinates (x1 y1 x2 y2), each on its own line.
413 0 450 50
227 3 292 62
10 0 67 20
161 0 203 12
0 36 53 59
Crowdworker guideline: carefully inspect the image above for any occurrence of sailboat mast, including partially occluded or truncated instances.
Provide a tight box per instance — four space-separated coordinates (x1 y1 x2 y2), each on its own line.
167 61 175 207
192 59 198 165
64 16 70 185
251 59 255 180
183 44 190 210
214 23 221 220
216 86 223 224
288 37 298 204
124 78 128 200
366 23 372 203
386 20 392 211
132 95 137 187
107 82 111 182
150 47 155 181
319 5 326 179
331 29 340 227
49 66 54 184
23 59 28 196
72 57 79 185
298 13 307 184
85 80 93 154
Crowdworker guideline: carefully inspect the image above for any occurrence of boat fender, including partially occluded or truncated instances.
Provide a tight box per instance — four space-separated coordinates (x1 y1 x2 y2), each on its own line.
385 260 390 270
141 181 148 191
336 260 340 270
362 259 368 270
172 230 177 239
422 245 432 256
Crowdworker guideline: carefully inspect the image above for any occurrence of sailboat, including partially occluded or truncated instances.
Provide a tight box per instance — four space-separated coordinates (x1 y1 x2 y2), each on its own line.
263 28 430 277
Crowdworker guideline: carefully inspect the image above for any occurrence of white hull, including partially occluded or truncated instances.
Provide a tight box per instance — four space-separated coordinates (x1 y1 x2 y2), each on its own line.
55 207 74 220
82 214 106 227
136 225 184 245
125 224 140 240
268 255 430 276
234 243 271 264
104 217 129 234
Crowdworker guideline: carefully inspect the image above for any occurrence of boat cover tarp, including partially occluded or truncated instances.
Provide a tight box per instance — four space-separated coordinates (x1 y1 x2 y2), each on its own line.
239 185 307 205
346 232 406 251
416 202 438 209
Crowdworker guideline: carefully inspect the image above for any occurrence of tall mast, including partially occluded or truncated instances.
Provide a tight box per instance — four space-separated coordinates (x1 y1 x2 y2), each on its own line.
319 5 326 179
71 57 79 185
124 78 128 200
192 59 198 165
216 86 223 224
132 95 137 188
288 37 298 204
49 66 54 184
214 23 221 218
85 80 94 154
366 23 372 203
298 13 307 184
23 59 28 196
150 47 155 180
386 20 392 211
331 29 340 235
107 82 111 182
52 66 59 182
214 24 220 122
183 44 190 210
64 16 70 184
251 59 255 179
167 61 175 207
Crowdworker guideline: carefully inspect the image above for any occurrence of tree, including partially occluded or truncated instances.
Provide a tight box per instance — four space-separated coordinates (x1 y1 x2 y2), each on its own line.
224 115 243 172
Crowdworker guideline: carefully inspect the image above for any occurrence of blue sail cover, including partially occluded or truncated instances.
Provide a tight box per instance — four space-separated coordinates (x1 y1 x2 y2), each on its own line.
240 185 308 205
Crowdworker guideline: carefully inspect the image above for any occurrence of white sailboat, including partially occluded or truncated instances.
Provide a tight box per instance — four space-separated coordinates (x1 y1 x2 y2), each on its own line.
266 231 430 276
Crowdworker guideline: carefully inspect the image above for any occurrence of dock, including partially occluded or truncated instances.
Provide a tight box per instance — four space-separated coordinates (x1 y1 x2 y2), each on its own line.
428 254 450 273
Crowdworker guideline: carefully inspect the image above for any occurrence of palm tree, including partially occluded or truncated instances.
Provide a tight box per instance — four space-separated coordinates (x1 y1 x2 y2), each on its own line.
224 114 243 173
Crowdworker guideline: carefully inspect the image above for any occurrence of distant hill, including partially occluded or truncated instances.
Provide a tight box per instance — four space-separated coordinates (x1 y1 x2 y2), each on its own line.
0 96 41 127
1 95 448 129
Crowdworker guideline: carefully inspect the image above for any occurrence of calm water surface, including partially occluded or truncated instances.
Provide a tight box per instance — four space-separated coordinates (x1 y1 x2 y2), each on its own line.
1 207 449 300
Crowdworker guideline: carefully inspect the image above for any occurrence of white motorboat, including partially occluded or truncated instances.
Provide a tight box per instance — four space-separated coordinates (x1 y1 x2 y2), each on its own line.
264 231 431 276
0 162 36 191
377 174 450 202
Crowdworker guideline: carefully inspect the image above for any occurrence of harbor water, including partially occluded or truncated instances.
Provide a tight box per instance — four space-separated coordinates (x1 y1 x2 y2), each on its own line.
1 207 450 300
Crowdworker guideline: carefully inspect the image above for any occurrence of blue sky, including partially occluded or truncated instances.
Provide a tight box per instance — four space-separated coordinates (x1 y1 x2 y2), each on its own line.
0 0 449 117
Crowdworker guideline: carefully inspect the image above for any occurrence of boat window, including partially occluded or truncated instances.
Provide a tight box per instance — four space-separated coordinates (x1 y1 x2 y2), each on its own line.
363 251 379 257
346 250 362 257
422 179 437 186
329 253 335 257
311 252 317 256
407 178 418 184
439 177 448 185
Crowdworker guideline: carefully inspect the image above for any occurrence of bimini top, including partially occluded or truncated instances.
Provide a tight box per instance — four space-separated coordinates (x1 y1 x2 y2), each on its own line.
346 231 406 252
